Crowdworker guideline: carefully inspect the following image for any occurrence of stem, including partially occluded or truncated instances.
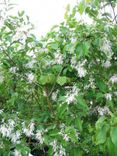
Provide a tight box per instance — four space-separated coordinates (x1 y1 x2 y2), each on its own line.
45 86 53 112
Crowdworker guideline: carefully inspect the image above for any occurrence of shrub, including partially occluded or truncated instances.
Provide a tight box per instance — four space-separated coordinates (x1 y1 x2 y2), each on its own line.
0 0 117 155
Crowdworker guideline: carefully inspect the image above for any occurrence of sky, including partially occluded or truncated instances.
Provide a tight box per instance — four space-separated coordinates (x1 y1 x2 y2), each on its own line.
16 0 77 36
0 0 116 37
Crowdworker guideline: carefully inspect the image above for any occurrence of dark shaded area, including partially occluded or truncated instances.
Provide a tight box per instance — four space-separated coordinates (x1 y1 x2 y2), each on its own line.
28 138 48 156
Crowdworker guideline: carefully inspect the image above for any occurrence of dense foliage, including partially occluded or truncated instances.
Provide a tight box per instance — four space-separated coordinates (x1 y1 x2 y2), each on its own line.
0 0 117 155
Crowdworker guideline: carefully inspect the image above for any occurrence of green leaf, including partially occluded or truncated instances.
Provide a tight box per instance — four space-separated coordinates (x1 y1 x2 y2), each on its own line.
76 42 90 58
64 4 70 19
110 127 117 146
78 1 86 15
75 118 83 132
57 76 67 86
107 137 117 156
96 117 106 130
96 80 107 93
57 104 68 118
96 92 104 100
49 43 59 50
18 11 25 17
5 22 15 30
76 96 89 111
96 123 109 145
39 74 56 85
70 148 82 156
65 127 78 142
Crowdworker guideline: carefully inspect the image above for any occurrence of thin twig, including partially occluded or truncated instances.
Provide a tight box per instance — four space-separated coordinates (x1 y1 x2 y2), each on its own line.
109 0 117 23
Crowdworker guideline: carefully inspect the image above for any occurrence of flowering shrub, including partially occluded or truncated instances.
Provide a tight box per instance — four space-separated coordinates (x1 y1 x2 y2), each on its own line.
0 0 117 155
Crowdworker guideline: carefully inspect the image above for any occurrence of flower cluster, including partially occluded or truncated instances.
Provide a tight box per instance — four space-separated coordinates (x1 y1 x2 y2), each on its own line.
22 122 35 137
50 140 66 156
51 90 59 101
97 106 110 116
0 119 21 144
65 85 79 104
35 129 45 144
51 51 63 65
71 57 87 78
101 37 113 68
110 74 117 84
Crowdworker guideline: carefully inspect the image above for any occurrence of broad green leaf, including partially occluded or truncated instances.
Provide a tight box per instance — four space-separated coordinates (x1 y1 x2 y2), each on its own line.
76 42 90 58
110 127 117 146
57 76 67 86
76 96 89 111
107 137 117 156
39 74 56 85
96 117 106 130
111 117 117 125
49 43 59 50
96 123 109 145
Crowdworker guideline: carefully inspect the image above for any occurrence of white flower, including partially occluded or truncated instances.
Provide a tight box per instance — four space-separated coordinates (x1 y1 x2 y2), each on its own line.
54 153 59 156
59 145 66 156
76 66 87 78
35 130 44 144
52 52 63 65
51 90 59 101
10 131 21 143
26 50 36 58
27 73 34 83
0 122 13 138
50 140 66 156
71 58 87 78
103 60 111 68
101 38 112 59
13 149 21 156
63 134 69 141
0 124 10 137
65 85 79 104
71 38 77 43
59 126 69 142
43 91 47 97
110 75 117 83
9 67 18 73
0 21 4 28
8 119 15 127
66 94 75 104
22 122 35 137
28 153 33 156
50 140 57 153
25 60 36 68
0 109 3 114
97 106 110 116
71 56 77 66
105 93 112 101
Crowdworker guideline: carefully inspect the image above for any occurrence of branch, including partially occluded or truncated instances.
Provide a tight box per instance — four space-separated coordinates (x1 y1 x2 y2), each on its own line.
108 0 117 24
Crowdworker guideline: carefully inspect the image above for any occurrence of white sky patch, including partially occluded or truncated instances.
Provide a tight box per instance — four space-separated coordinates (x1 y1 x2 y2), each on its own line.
15 0 77 37
0 0 116 37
